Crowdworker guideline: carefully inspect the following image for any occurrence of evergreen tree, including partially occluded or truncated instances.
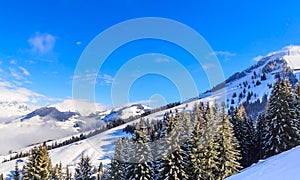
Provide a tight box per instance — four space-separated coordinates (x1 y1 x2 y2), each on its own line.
196 102 220 179
159 112 188 180
109 139 123 179
263 79 300 158
294 80 300 124
24 145 52 180
231 104 256 167
13 161 20 180
65 165 72 180
126 132 153 180
216 102 241 179
52 162 63 180
256 113 266 160
190 103 206 179
74 153 93 180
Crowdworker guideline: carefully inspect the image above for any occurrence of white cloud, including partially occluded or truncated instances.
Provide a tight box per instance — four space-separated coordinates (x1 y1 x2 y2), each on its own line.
211 51 236 61
76 41 82 45
98 74 114 84
28 32 56 54
0 83 44 103
19 66 30 76
9 67 23 80
73 73 114 85
253 55 264 62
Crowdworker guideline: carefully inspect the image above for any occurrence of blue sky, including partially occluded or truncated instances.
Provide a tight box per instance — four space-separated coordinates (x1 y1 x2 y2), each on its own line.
1 0 300 108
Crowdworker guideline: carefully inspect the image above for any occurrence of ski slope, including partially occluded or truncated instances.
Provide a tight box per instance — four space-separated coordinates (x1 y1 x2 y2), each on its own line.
226 146 300 180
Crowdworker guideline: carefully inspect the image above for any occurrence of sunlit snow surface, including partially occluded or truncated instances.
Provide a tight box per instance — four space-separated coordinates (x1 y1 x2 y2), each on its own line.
226 146 300 180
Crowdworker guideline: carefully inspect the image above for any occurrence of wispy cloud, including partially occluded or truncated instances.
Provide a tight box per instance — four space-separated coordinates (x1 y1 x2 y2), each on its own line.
72 73 114 85
8 66 31 85
253 55 263 62
28 32 56 54
211 51 236 61
76 41 82 45
19 66 30 76
98 74 114 84
9 67 23 80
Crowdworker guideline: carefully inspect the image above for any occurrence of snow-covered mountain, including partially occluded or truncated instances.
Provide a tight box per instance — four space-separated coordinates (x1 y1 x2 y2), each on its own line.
49 99 106 116
209 45 300 118
0 99 151 156
0 101 38 123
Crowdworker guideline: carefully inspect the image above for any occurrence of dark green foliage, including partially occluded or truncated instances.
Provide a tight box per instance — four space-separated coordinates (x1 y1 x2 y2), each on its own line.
13 161 20 180
74 153 93 180
231 104 257 167
263 79 300 158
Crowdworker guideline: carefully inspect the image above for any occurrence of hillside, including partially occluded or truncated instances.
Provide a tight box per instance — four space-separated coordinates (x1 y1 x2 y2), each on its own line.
226 145 300 180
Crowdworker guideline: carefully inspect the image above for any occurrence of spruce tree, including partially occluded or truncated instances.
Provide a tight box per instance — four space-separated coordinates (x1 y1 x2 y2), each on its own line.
13 161 20 180
190 103 206 179
126 132 153 180
203 102 221 179
294 80 300 125
263 79 300 158
109 139 123 179
159 112 187 180
231 104 255 167
65 165 71 180
216 102 241 179
256 113 266 160
75 153 93 180
24 145 52 180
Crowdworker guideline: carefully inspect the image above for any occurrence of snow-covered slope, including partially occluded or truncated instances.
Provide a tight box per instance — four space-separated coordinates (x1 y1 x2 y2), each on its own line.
0 101 150 156
0 101 37 123
226 146 300 180
0 98 197 178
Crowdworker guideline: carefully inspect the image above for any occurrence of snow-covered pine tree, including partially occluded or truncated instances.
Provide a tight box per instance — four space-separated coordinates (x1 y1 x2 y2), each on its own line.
125 131 153 180
190 102 206 179
13 161 20 180
216 102 241 179
24 145 52 180
65 165 72 180
256 113 266 160
200 102 220 179
52 162 63 180
263 78 300 158
159 111 188 180
74 153 93 180
109 139 123 179
294 80 300 127
231 104 255 167
177 109 193 178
